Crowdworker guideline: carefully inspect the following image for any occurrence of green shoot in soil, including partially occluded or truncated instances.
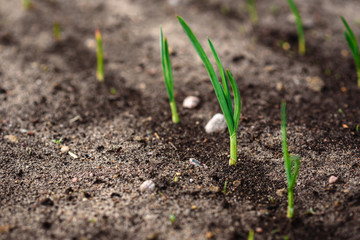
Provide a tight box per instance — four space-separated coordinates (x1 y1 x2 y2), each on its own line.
160 28 180 124
247 0 258 24
248 230 254 240
51 138 62 144
281 101 300 218
222 180 228 194
95 29 104 82
53 22 62 42
286 0 305 55
22 0 32 10
169 214 176 223
177 16 242 166
341 16 360 87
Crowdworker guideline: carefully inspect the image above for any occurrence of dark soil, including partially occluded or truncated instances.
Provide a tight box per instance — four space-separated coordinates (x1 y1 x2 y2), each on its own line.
1 0 359 239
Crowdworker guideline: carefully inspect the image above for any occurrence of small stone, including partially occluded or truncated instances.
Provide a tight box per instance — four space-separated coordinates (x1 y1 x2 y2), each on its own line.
205 113 227 133
206 231 214 239
209 186 220 193
255 227 263 233
85 38 96 49
20 129 28 134
68 151 78 159
140 180 155 192
276 188 286 197
232 180 241 188
72 177 78 183
146 232 159 240
61 146 70 153
183 96 200 109
264 65 276 73
276 82 284 91
189 179 194 183
189 158 202 167
168 0 179 6
5 135 18 143
328 176 338 184
306 76 325 92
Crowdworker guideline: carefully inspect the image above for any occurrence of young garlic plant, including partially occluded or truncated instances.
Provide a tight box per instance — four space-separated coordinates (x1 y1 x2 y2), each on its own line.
177 16 241 166
95 29 104 82
281 101 300 218
286 0 306 55
160 28 180 124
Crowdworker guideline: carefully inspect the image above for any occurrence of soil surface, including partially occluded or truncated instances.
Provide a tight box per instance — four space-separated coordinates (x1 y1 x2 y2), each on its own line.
1 0 359 239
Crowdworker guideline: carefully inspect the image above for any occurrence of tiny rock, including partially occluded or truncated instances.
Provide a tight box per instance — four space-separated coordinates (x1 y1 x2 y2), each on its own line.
189 158 202 167
264 65 276 73
276 188 286 197
140 180 155 193
61 146 70 153
5 135 18 143
328 175 338 184
72 177 78 183
306 76 325 92
205 113 227 133
183 96 200 109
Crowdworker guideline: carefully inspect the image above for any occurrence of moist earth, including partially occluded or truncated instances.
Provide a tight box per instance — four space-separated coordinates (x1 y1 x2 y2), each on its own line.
0 0 359 239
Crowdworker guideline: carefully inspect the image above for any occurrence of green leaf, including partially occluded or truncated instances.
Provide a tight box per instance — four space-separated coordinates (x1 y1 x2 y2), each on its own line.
281 101 291 184
208 39 233 117
160 28 174 101
177 16 234 134
226 69 241 131
289 155 300 189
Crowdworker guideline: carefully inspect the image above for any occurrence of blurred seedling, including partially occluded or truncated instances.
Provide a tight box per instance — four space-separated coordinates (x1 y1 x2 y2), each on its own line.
248 230 254 240
95 29 104 82
281 101 300 218
160 28 180 124
341 16 360 87
247 0 258 24
53 22 62 42
178 16 242 166
22 0 32 10
169 214 176 223
286 0 305 55
51 138 62 144
222 180 228 194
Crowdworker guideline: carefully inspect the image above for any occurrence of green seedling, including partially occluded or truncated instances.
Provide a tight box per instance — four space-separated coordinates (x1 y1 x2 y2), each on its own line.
51 138 62 144
247 0 258 24
53 22 62 41
341 16 360 87
222 180 228 194
248 229 254 240
160 28 180 124
169 214 176 223
177 16 242 166
281 101 300 218
22 0 32 10
95 29 104 82
286 0 305 55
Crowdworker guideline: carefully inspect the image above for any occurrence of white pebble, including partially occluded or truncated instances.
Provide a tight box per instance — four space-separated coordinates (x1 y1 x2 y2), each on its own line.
61 145 70 153
328 176 338 184
183 96 200 109
205 113 227 133
140 180 155 192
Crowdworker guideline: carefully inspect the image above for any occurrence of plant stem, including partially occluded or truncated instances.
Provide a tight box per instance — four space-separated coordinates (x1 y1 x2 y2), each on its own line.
229 134 237 166
299 36 306 56
95 30 104 82
170 101 180 124
247 0 258 24
287 189 294 218
357 69 360 87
